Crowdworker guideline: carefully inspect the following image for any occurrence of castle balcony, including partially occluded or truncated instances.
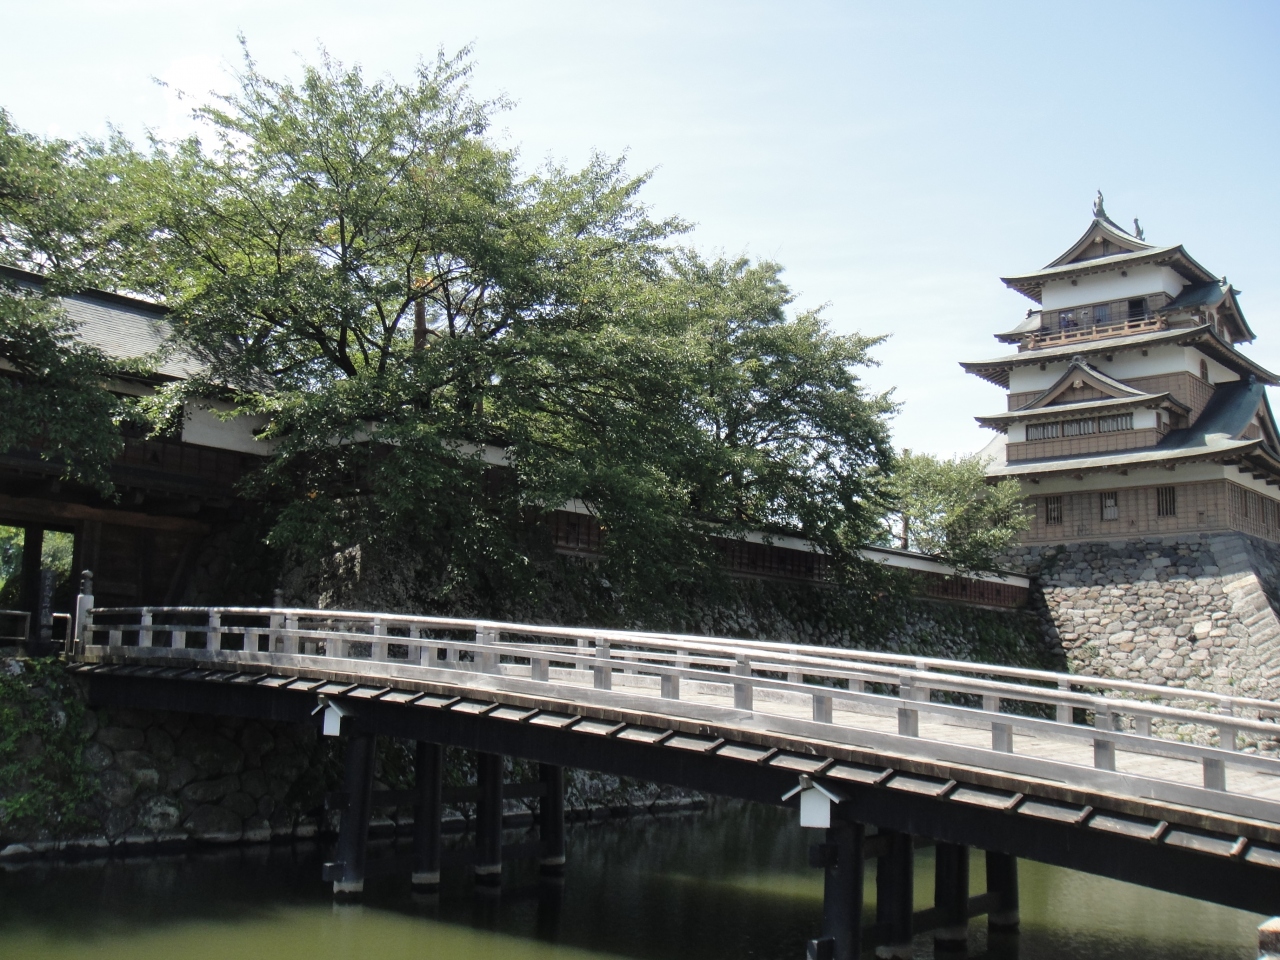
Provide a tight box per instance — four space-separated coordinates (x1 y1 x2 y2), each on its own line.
1020 313 1164 352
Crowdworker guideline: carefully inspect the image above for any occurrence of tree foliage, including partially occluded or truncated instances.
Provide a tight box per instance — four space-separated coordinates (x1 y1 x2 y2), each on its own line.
0 110 136 491
111 45 896 606
888 451 1029 573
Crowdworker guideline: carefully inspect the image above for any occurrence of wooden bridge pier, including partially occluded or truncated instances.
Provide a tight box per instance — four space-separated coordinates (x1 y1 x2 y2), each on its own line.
538 763 567 877
411 741 443 892
475 752 505 886
808 820 865 960
932 842 970 949
326 732 377 900
874 830 914 960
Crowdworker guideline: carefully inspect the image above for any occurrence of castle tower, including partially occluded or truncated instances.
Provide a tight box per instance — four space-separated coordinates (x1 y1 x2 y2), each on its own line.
964 193 1280 544
965 196 1280 701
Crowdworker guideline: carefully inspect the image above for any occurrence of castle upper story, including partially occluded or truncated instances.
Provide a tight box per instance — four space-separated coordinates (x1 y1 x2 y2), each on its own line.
961 196 1280 545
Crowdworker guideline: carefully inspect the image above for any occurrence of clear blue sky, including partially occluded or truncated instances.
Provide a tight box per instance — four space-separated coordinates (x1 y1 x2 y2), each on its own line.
4 0 1279 457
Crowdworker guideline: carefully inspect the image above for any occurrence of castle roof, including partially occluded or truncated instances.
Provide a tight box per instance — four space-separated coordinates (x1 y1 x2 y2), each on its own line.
1001 243 1218 304
985 379 1280 480
961 325 1279 388
0 265 200 381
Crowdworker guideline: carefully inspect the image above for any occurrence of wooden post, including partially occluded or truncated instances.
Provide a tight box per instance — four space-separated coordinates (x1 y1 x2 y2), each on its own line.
985 851 1019 931
810 819 864 960
411 741 443 892
328 733 376 900
1259 917 1280 959
875 831 914 959
18 525 43 645
933 843 970 948
539 763 566 876
475 752 504 886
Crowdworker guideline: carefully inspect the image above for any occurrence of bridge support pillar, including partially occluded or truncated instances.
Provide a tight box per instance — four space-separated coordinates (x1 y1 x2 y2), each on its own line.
985 851 1019 931
933 842 970 949
411 741 443 892
808 819 864 960
328 732 376 901
874 830 914 959
539 763 566 876
475 752 504 887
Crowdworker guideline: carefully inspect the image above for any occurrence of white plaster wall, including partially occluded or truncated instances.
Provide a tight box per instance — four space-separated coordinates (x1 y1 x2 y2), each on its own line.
1132 408 1159 429
182 401 274 455
1041 264 1185 310
1018 461 1280 501
1005 344 1236 395
1008 423 1026 442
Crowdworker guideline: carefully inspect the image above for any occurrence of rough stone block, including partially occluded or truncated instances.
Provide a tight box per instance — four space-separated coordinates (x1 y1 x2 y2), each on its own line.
183 804 243 843
96 727 145 752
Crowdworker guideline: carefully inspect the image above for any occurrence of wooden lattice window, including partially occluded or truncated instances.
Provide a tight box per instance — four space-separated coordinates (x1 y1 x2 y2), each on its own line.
1098 413 1133 433
1100 491 1119 522
1157 486 1177 518
1026 422 1060 441
1044 496 1063 526
1062 418 1096 437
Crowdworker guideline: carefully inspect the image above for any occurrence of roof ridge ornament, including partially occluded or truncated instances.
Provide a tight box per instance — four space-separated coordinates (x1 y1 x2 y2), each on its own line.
1093 190 1106 219
1133 218 1145 241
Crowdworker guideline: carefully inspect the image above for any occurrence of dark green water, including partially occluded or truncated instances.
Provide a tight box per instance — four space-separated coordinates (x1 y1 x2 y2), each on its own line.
0 802 1262 960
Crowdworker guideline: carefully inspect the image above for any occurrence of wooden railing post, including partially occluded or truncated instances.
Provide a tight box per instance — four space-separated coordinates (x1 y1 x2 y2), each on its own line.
733 654 753 711
1056 679 1073 724
371 618 387 662
897 678 919 738
985 694 1012 753
812 692 833 724
139 610 153 648
1093 708 1116 771
661 666 680 700
593 639 612 690
71 570 94 655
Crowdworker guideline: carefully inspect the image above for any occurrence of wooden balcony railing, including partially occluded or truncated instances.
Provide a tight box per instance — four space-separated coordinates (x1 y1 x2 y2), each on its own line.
1022 316 1164 352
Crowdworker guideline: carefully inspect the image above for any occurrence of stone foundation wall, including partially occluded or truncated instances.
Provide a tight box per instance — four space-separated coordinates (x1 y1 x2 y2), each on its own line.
999 532 1280 702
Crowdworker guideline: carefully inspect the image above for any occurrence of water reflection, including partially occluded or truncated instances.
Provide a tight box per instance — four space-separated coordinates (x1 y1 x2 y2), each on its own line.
0 800 1263 960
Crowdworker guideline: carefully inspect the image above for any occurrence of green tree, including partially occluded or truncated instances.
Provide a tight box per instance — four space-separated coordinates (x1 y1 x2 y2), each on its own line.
116 45 897 606
0 109 137 491
888 451 1029 573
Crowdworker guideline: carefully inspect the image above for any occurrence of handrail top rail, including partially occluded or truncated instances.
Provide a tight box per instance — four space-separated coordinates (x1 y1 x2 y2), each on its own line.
85 604 1279 715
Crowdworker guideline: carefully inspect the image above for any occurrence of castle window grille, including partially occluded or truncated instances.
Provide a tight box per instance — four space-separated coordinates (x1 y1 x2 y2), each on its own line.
1200 358 1210 382
1062 418 1096 437
1100 491 1119 522
1156 486 1177 518
1026 422 1060 441
1093 302 1111 325
1265 498 1275 528
1044 496 1063 526
1098 413 1134 433
1127 298 1147 320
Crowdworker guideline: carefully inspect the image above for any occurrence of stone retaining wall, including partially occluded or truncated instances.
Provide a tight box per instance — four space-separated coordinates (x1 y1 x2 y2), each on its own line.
999 532 1280 703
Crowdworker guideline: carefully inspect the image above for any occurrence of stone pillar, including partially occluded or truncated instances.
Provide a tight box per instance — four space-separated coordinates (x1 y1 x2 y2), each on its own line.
809 820 865 960
538 763 566 877
875 831 914 959
329 732 376 900
933 842 970 948
986 851 1019 931
474 752 504 886
411 741 443 892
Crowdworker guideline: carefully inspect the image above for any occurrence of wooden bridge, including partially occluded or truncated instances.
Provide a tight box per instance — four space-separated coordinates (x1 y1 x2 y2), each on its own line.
68 588 1280 959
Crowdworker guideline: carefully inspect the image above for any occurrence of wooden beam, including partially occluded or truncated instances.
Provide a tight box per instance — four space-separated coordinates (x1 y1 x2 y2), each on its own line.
0 492 209 533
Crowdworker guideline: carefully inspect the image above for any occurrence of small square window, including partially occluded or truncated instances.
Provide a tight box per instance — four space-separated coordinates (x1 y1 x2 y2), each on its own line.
1101 491 1119 522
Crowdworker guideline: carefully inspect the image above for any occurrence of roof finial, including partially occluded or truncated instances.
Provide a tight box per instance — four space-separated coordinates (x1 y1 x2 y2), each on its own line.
1093 190 1106 218
1133 218 1145 241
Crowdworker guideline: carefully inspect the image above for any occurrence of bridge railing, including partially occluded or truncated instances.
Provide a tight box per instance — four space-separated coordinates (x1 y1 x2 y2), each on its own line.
74 605 1280 821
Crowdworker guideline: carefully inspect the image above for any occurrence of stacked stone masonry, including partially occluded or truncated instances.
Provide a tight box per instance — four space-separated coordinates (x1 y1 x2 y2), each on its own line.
1000 533 1280 740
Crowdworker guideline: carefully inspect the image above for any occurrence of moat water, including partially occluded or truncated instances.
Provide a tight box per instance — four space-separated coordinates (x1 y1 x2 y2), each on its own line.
0 802 1262 960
